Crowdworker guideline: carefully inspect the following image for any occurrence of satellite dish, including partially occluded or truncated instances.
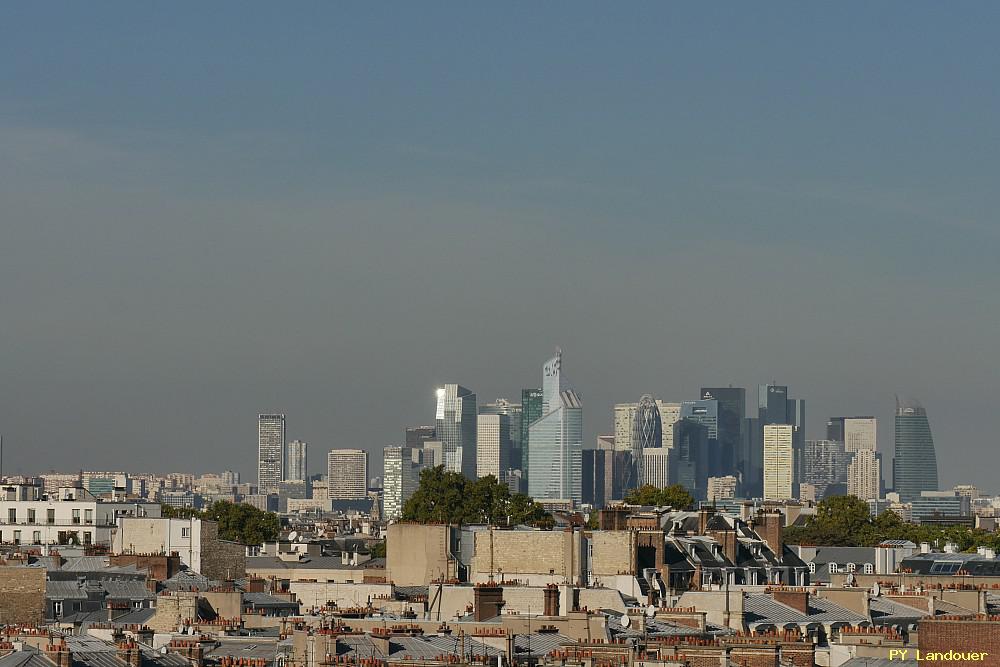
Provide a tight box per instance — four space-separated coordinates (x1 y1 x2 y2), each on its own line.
160 647 168 655
620 614 631 628
645 605 657 618
846 573 856 586
871 583 881 597
288 531 298 542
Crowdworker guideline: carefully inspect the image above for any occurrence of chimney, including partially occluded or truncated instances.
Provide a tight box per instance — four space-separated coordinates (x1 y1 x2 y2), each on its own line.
543 584 560 616
473 582 505 621
698 507 712 535
757 510 784 555
771 588 810 614
117 641 143 667
44 641 73 667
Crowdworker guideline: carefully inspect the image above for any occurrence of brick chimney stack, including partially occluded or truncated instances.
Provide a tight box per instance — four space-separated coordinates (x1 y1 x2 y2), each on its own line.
44 640 73 667
543 584 560 616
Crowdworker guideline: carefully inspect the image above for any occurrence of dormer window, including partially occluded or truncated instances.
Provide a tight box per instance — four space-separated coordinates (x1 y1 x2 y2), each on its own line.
846 563 857 572
864 563 874 574
808 562 816 574
828 563 838 574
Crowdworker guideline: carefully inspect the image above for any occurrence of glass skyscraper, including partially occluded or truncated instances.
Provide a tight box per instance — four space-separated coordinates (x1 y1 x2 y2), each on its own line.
435 384 477 478
284 439 308 482
893 397 939 502
527 349 583 503
257 413 285 493
701 387 745 477
520 388 543 484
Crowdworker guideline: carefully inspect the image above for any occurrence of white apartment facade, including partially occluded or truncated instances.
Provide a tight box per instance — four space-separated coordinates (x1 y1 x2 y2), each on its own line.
848 449 881 501
0 485 160 547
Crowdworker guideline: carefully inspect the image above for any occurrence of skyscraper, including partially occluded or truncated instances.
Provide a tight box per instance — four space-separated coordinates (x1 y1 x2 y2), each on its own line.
479 399 522 474
680 399 719 485
700 387 745 476
257 414 285 493
476 413 510 480
843 417 877 454
327 449 369 500
405 426 436 448
803 439 851 498
383 445 424 521
848 449 881 500
893 397 939 502
520 388 543 486
629 395 662 487
435 384 477 478
527 349 583 503
670 419 707 497
763 424 794 500
284 440 308 482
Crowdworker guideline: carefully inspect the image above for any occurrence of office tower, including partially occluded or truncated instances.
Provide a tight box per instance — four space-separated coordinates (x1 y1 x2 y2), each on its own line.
405 426 436 448
326 449 369 500
383 446 424 521
758 384 790 424
680 399 719 482
583 448 629 509
763 424 794 500
893 397 939 502
826 417 846 443
803 439 851 499
743 416 763 497
435 384 477 478
628 395 662 487
520 388 543 485
843 416 877 453
707 475 739 501
421 441 444 468
670 419 708 498
476 413 510 480
700 387 745 476
257 414 286 493
221 470 240 486
527 349 583 503
658 402 682 448
614 403 638 456
480 399 522 471
284 440 308 482
848 449 881 501
642 448 671 488
633 395 663 449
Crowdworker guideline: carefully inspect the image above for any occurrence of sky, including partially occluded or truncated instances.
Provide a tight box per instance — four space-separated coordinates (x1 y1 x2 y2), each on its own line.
1 3 998 491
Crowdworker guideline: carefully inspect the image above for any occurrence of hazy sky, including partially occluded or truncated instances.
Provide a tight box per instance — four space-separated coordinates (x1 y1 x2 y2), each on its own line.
2 3 998 491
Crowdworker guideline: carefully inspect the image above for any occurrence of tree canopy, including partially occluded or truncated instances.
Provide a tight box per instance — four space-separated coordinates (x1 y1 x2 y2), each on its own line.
784 494 1000 551
400 466 554 528
622 483 696 510
161 500 281 544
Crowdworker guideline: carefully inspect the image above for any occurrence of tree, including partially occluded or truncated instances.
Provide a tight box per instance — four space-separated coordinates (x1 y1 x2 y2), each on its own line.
160 501 281 545
623 484 695 510
370 541 387 558
400 466 553 528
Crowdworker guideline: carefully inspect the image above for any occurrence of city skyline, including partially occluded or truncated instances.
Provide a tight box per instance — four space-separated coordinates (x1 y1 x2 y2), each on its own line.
2 4 999 491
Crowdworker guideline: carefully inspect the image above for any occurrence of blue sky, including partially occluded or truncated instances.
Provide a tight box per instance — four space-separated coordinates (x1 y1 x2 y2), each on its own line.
1 3 998 489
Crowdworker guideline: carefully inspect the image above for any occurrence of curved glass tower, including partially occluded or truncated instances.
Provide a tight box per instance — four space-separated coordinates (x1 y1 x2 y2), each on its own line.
631 395 662 488
893 396 939 502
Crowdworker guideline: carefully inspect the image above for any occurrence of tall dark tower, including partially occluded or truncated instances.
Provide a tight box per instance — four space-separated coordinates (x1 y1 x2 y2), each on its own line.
701 387 745 476
893 396 939 502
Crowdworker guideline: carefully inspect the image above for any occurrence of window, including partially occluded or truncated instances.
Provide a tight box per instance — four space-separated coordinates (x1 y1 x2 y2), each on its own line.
846 563 857 572
33 531 41 544
808 562 816 574
828 563 839 574
72 509 81 525
84 509 93 525
83 532 92 546
181 527 191 538
7 509 15 523
27 509 36 524
47 509 55 524
54 601 63 617
12 530 20 544
864 563 874 574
